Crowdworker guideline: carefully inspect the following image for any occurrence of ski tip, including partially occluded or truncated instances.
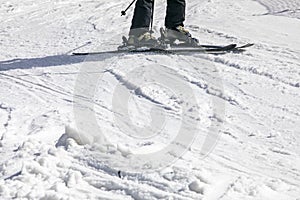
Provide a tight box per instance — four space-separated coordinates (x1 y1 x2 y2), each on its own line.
238 43 254 48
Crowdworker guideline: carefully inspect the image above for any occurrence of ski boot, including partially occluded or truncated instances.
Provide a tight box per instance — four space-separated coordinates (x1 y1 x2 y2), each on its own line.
159 26 199 47
118 31 160 51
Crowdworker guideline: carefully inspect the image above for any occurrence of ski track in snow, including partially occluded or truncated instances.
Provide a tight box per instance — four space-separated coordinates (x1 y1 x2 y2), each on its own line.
256 0 300 18
0 0 300 199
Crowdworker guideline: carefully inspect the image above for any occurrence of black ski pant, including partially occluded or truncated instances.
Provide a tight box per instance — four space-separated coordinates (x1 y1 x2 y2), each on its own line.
130 0 186 35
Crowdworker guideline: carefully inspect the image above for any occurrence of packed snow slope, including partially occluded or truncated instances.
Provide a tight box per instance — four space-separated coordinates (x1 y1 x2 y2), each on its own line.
1 0 300 199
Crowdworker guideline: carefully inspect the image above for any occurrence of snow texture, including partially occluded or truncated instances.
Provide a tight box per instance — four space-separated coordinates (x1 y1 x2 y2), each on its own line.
0 0 300 199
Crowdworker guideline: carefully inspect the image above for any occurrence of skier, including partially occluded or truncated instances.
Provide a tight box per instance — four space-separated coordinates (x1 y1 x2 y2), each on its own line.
126 0 199 47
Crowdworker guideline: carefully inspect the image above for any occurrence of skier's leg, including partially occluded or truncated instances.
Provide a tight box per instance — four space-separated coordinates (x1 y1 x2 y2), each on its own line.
126 0 158 47
130 0 153 36
164 0 198 45
165 0 186 29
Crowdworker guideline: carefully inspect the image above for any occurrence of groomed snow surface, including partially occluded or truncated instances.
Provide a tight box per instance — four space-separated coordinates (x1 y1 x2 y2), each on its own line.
1 0 300 199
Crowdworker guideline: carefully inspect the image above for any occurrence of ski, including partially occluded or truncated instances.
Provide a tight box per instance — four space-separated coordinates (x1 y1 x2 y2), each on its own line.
72 43 253 56
170 43 253 49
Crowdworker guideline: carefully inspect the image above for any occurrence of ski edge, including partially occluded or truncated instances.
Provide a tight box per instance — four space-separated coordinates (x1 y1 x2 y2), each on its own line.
72 43 254 56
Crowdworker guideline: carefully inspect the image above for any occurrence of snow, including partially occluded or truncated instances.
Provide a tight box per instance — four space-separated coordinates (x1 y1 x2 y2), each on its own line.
0 0 300 199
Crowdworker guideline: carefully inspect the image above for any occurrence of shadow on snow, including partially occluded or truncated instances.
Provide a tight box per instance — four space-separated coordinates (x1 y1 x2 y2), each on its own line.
0 53 117 71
